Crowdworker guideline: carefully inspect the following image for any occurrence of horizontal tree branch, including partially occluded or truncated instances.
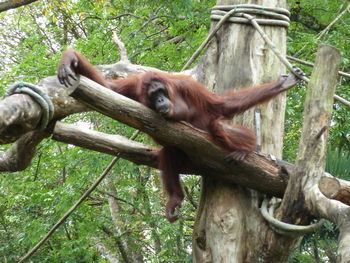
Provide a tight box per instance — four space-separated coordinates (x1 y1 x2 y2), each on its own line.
52 122 159 168
68 76 289 197
67 75 350 206
4 119 350 210
0 0 38 13
0 62 168 144
0 58 348 207
0 120 159 173
92 238 120 263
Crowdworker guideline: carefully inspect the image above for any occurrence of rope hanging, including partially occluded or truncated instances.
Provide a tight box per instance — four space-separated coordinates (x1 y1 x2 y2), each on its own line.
5 82 54 130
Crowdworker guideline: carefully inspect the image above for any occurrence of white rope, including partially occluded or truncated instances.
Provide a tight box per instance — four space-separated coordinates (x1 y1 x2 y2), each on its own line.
211 5 350 108
5 82 54 130
261 198 325 236
211 4 290 27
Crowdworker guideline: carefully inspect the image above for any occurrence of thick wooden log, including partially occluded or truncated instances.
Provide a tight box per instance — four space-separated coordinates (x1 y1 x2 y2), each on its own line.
193 0 291 262
319 176 350 207
68 75 288 197
0 130 50 172
0 62 171 172
53 122 350 208
0 62 166 144
0 77 87 144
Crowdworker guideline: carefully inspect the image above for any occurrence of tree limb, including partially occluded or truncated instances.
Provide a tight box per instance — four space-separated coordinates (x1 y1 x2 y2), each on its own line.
0 130 50 172
0 57 348 208
113 32 129 63
0 62 166 144
279 45 341 222
316 2 350 40
68 75 289 197
92 238 120 263
319 176 350 206
280 44 350 262
0 0 38 13
52 122 159 169
54 120 350 207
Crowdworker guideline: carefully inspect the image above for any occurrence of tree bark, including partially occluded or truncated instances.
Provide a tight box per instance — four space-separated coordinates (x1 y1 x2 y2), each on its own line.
319 176 350 206
269 44 341 261
52 122 159 169
0 63 164 145
283 45 341 212
0 130 50 172
0 62 164 172
193 0 295 262
292 45 350 263
93 239 120 263
103 176 144 263
67 76 289 197
0 0 38 13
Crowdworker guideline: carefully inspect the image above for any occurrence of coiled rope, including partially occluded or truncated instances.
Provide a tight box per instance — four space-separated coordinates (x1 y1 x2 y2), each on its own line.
261 198 325 236
5 82 54 130
183 4 350 108
211 4 290 27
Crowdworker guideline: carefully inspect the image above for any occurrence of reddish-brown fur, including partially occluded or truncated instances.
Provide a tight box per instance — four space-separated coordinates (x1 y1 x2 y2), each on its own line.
58 49 299 222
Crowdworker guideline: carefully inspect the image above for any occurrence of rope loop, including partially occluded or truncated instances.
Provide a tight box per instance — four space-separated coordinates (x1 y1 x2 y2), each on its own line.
260 198 325 236
5 82 54 130
211 4 290 28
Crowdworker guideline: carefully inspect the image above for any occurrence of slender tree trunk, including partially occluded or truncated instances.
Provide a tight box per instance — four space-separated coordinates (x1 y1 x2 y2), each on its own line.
193 0 298 262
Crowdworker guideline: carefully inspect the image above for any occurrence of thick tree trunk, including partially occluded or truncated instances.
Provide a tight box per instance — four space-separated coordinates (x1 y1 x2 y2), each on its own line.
193 0 296 262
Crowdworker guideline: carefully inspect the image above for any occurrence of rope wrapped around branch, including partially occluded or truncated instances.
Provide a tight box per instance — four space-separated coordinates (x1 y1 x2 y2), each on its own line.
211 4 290 27
208 4 350 108
5 82 54 130
261 198 325 236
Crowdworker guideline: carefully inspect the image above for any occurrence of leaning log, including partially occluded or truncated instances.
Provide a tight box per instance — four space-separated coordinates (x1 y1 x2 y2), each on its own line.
67 76 288 197
279 44 341 223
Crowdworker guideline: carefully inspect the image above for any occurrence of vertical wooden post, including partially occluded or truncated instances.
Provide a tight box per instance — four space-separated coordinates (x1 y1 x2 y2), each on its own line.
193 0 290 262
278 44 340 224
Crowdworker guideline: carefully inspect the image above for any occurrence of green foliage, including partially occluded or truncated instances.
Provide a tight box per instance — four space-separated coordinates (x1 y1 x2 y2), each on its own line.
285 2 350 260
289 220 339 263
284 0 350 162
326 148 350 178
